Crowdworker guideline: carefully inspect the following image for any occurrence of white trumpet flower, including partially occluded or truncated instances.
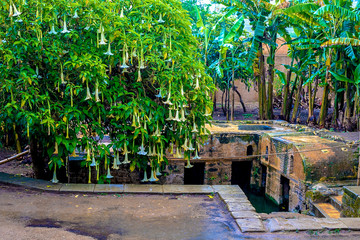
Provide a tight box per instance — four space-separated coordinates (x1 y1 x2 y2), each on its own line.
193 149 201 160
147 145 153 156
180 108 186 122
141 170 149 182
185 157 193 168
61 17 71 34
8 4 13 17
188 140 195 151
90 154 97 167
51 167 59 183
163 91 173 105
173 109 180 122
137 141 147 155
191 120 198 133
182 138 189 151
155 89 163 98
104 42 113 55
195 77 200 90
85 80 92 101
120 8 125 18
12 3 21 17
156 167 162 176
112 155 119 169
49 24 57 35
122 152 130 164
99 31 106 45
72 10 79 19
166 109 174 121
148 168 159 182
175 147 182 158
157 13 165 24
106 166 113 179
115 150 121 165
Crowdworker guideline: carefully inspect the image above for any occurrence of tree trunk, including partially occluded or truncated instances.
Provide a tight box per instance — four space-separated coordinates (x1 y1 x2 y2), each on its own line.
231 69 235 121
281 71 291 117
13 123 22 153
234 87 247 112
319 84 329 127
260 53 267 120
267 47 275 120
285 75 299 121
291 77 304 123
30 135 50 180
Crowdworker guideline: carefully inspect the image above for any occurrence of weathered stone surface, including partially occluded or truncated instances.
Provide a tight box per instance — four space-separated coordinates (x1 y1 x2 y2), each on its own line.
231 211 260 219
124 184 163 193
60 183 95 192
227 202 255 212
218 193 247 201
236 218 266 232
339 218 360 230
223 197 249 204
163 185 213 194
94 184 124 193
266 218 322 232
314 218 348 230
212 185 243 193
265 218 285 232
286 218 322 231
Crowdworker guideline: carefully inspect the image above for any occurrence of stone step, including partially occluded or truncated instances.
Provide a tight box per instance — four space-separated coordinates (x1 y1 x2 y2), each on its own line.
330 195 342 212
314 203 341 219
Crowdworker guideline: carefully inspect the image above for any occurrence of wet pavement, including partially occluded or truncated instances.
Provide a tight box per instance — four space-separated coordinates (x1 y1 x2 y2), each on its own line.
0 183 242 240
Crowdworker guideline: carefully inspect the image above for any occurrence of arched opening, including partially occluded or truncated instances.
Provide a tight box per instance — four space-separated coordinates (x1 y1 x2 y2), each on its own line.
265 146 269 161
247 145 254 156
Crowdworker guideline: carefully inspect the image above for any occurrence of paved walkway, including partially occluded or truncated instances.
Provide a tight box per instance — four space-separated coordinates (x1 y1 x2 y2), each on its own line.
1 172 360 236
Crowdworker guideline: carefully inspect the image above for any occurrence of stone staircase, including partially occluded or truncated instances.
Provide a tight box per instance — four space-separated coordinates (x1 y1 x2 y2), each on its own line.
314 195 343 218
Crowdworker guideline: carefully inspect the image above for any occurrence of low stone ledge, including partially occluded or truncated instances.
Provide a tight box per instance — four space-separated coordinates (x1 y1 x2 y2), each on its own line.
314 218 348 230
339 218 360 230
227 202 256 212
231 211 260 219
94 184 124 193
60 183 95 192
162 185 214 194
236 218 266 232
124 184 163 193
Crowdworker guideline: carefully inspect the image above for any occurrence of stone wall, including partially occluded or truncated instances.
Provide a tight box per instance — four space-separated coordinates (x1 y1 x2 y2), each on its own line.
204 160 232 185
342 186 360 217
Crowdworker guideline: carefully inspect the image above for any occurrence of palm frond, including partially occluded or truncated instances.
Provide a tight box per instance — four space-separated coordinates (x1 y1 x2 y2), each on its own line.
321 37 360 47
314 5 359 22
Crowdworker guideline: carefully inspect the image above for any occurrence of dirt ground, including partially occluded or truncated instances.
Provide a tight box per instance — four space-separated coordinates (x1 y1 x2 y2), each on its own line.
0 148 34 178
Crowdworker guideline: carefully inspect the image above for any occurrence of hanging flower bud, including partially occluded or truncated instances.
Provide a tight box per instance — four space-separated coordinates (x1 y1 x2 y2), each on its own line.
85 80 92 100
95 80 100 102
137 68 142 82
90 153 97 167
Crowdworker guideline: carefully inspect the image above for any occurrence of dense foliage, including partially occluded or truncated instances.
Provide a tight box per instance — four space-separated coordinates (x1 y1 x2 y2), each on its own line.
0 0 214 182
